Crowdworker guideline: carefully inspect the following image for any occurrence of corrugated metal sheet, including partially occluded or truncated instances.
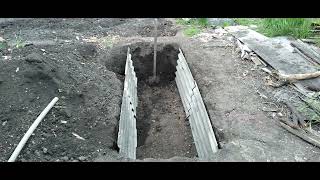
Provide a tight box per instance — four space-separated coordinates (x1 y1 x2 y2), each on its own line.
117 47 137 159
175 48 218 160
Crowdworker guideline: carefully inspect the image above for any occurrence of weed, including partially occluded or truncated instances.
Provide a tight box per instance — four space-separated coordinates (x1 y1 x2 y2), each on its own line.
183 26 201 37
298 92 320 124
176 18 209 37
13 33 25 49
234 18 315 39
261 18 312 39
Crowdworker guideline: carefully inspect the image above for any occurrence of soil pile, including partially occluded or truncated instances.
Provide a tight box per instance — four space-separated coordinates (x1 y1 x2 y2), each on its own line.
0 43 122 162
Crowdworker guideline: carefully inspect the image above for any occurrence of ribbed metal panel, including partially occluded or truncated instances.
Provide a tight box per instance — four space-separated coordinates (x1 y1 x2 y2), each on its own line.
117 47 137 159
175 48 218 160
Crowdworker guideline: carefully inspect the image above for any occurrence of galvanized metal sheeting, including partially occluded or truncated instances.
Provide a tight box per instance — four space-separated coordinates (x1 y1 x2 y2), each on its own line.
175 48 218 160
117 47 137 159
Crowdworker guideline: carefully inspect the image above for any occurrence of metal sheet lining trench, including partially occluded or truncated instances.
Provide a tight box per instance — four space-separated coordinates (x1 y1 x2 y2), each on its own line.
118 46 218 160
175 49 218 159
117 47 137 159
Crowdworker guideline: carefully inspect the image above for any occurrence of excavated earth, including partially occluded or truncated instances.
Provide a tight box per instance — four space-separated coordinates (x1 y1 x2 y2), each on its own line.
1 18 320 162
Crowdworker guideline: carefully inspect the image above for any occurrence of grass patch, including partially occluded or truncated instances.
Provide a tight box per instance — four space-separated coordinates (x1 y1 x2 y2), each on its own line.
297 104 320 124
261 18 312 39
234 18 314 39
298 92 320 125
176 18 209 37
183 27 201 37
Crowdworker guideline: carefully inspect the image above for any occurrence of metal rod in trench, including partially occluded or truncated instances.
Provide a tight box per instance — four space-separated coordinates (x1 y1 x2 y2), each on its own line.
153 18 158 80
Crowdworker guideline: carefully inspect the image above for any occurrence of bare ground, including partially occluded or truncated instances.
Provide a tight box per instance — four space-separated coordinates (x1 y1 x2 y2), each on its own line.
1 18 320 162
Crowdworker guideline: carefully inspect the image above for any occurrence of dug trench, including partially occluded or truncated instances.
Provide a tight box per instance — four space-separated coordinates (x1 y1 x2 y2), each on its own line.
109 42 199 159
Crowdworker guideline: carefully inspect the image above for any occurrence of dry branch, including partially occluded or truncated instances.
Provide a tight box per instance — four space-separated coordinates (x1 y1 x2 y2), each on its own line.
280 122 320 148
278 71 320 82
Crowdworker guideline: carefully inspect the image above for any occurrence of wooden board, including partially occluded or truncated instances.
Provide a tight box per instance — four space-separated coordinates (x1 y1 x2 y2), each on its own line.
291 39 320 65
225 26 320 91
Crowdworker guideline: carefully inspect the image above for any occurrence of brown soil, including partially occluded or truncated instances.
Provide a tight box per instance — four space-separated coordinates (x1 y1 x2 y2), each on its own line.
1 18 320 162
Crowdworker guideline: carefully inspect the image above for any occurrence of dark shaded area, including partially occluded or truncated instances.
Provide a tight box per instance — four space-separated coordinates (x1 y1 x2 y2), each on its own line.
120 42 197 159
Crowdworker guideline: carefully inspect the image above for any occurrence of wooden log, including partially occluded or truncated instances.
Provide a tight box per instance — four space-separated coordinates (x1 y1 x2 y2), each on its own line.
278 71 320 82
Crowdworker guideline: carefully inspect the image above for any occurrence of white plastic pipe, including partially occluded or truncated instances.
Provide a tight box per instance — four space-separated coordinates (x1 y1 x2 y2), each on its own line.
153 18 158 80
8 97 59 162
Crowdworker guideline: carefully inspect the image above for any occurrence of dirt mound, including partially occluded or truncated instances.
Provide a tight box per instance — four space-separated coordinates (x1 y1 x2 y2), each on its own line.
137 20 177 37
0 43 122 162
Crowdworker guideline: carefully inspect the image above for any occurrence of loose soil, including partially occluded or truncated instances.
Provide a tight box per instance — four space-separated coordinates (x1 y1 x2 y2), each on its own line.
0 18 178 162
1 18 320 162
129 43 196 159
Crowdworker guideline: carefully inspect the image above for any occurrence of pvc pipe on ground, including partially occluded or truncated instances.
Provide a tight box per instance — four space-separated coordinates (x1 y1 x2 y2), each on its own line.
153 18 158 80
8 97 59 162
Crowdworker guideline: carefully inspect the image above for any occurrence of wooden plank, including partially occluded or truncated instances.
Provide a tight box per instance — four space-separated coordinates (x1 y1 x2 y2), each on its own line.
225 26 320 91
291 40 320 65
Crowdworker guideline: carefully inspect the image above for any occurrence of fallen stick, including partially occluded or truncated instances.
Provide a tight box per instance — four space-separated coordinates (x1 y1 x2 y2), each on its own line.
266 70 320 85
280 122 320 148
8 97 59 162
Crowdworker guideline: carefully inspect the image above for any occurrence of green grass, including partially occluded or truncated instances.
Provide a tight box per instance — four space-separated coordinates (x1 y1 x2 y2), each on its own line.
177 18 319 40
261 18 312 39
297 92 320 125
176 18 209 37
233 18 314 39
176 18 209 28
183 27 201 37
